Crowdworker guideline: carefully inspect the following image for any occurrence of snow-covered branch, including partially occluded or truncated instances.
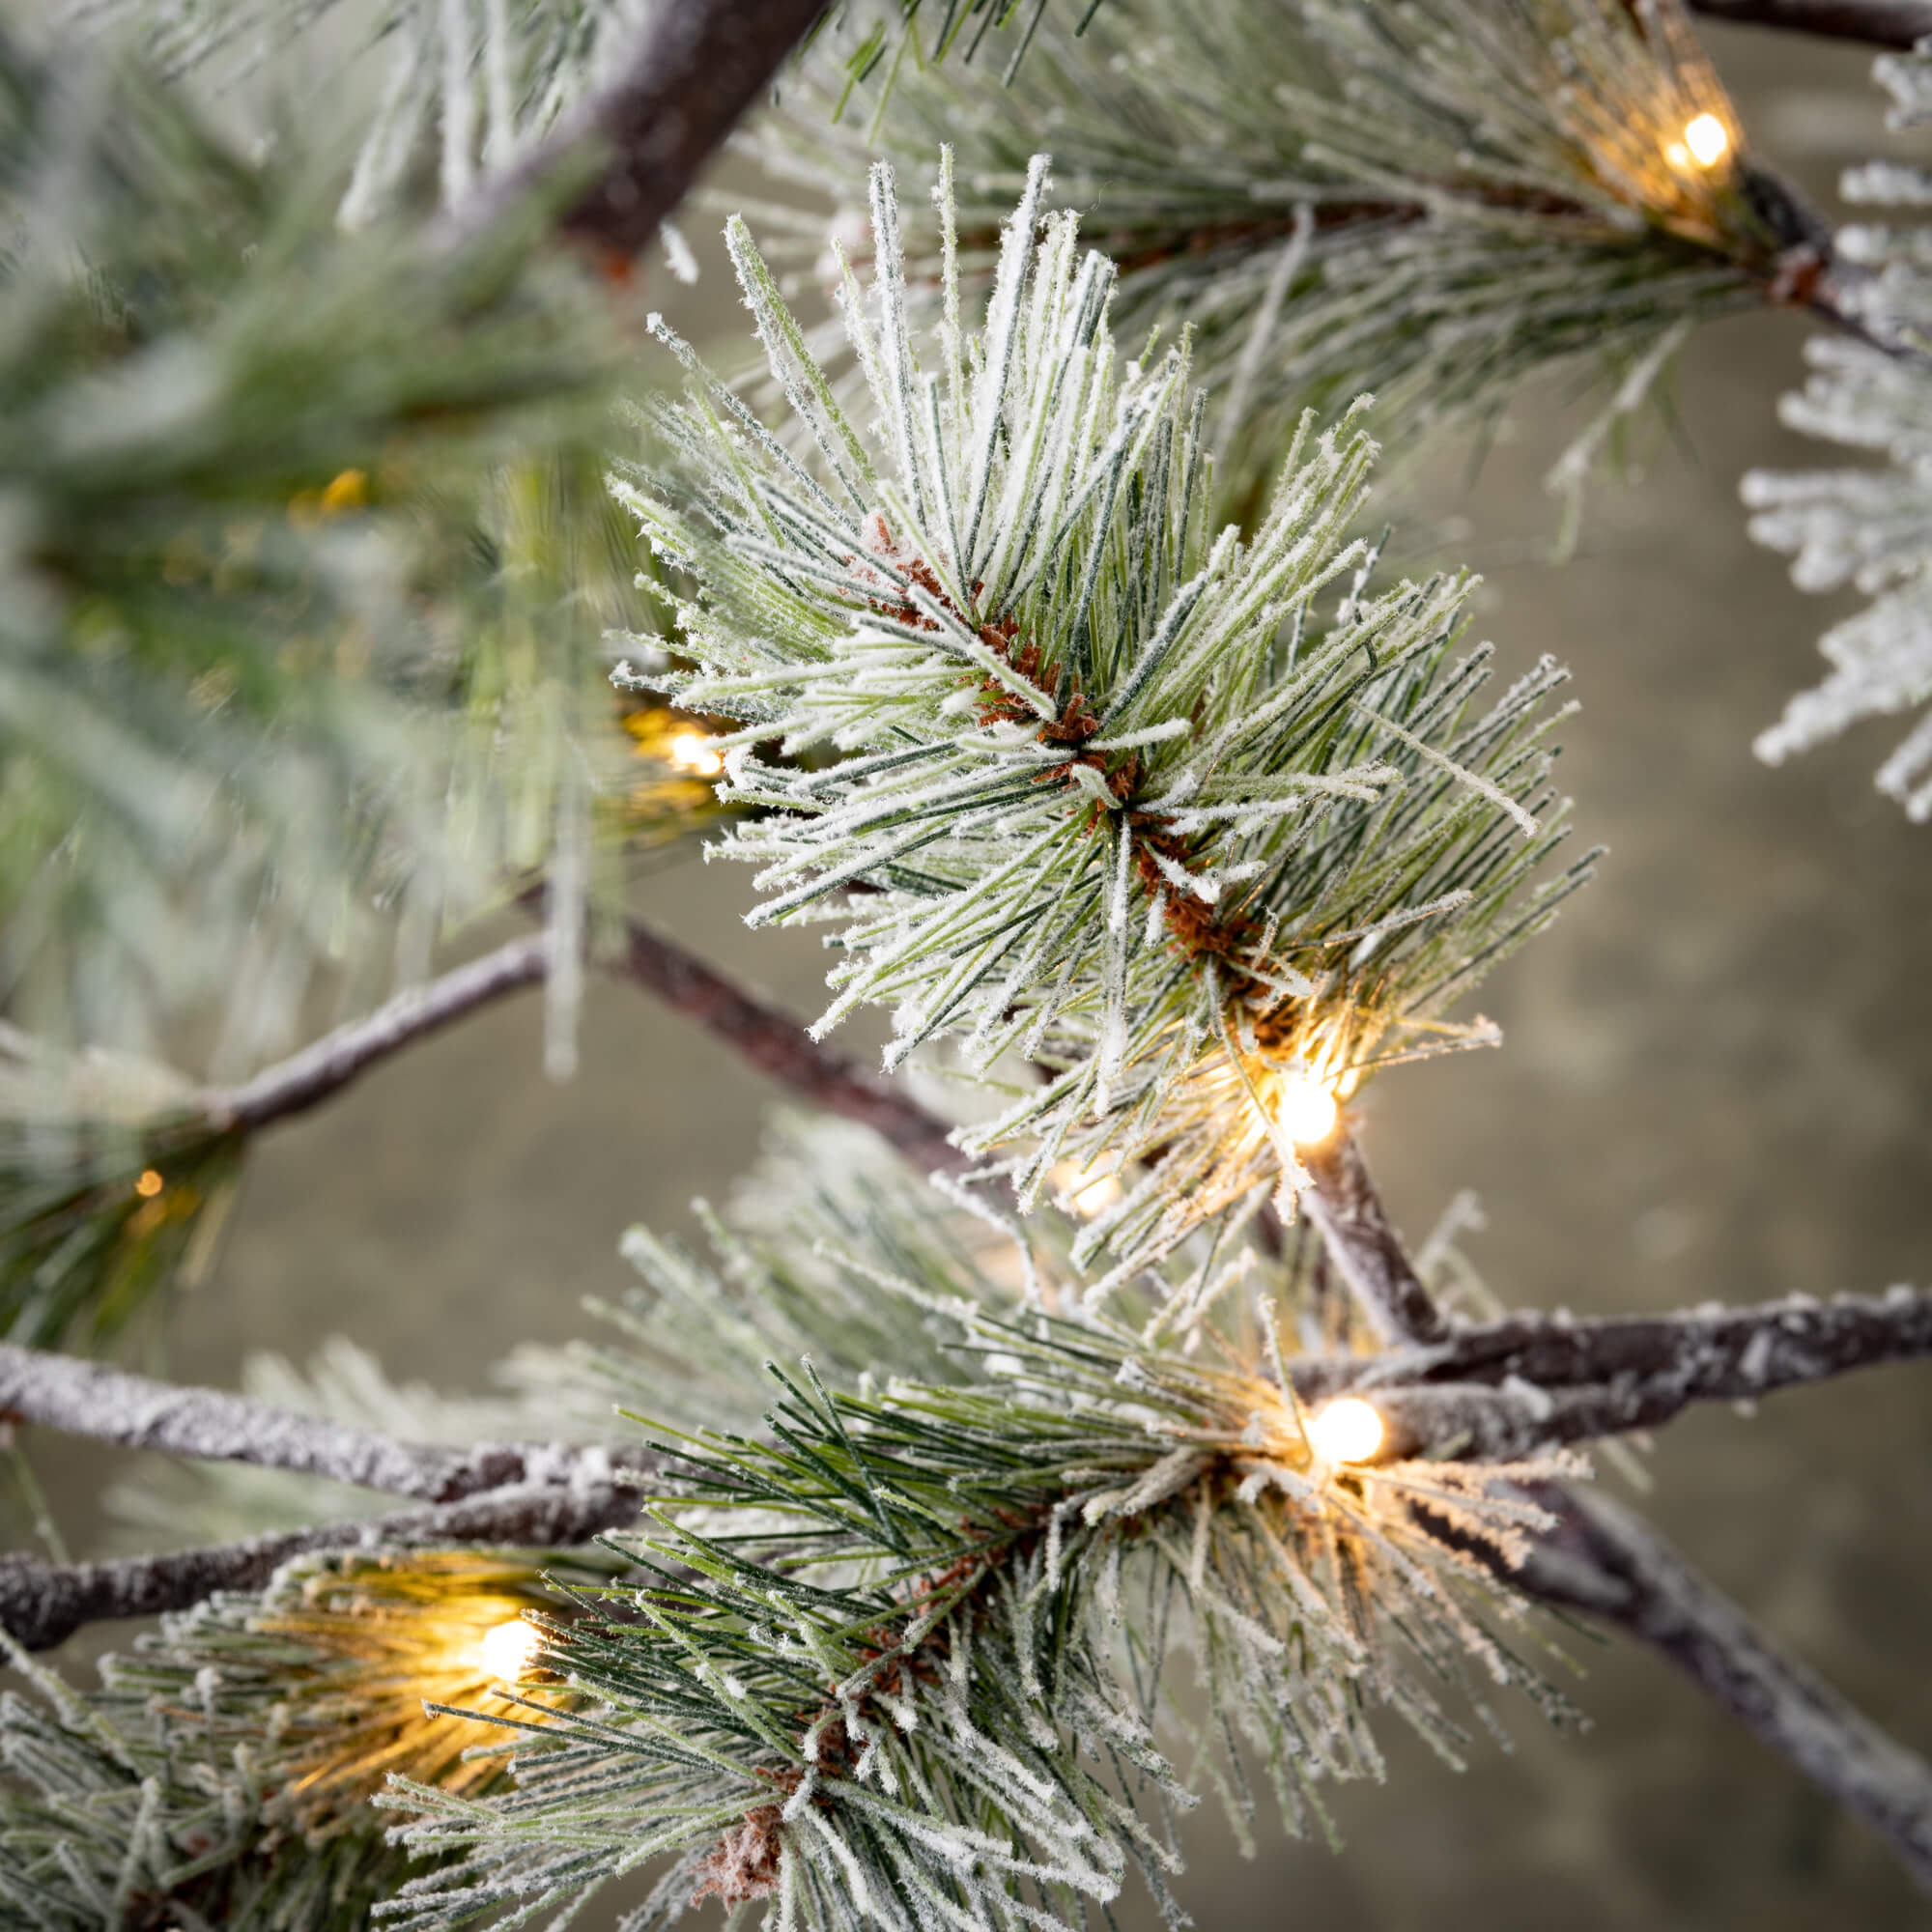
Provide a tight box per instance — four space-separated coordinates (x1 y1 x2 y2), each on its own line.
1518 1487 1932 1891
0 1341 655 1502
203 936 551 1135
1300 1136 1453 1344
1304 1285 1932 1457
1307 1147 1932 1893
0 1476 643 1653
613 916 968 1179
186 913 964 1171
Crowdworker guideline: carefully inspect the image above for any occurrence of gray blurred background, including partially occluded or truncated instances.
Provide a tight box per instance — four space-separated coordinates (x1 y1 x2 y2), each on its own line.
30 20 1932 1931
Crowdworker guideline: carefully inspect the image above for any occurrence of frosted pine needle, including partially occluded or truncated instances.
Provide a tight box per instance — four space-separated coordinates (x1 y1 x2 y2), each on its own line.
380 1119 1588 1932
1743 45 1932 821
613 157 1593 1285
754 0 1807 522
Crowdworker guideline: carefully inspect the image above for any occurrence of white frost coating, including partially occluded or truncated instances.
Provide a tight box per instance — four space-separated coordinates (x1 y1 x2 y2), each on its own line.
614 161 1582 1284
1744 50 1932 820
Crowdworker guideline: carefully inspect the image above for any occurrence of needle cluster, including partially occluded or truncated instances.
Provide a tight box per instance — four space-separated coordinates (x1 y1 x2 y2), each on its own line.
755 0 1810 523
615 158 1591 1284
381 1125 1582 1932
1744 44 1932 820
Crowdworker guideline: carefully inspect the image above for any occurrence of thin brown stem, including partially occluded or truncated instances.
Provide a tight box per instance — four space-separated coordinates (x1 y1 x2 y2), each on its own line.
440 0 829 260
194 910 964 1175
1295 1286 1932 1455
1688 0 1932 44
201 935 550 1136
1517 1488 1932 1892
0 1478 643 1653
1299 1134 1452 1344
612 914 967 1178
1301 1132 1932 1894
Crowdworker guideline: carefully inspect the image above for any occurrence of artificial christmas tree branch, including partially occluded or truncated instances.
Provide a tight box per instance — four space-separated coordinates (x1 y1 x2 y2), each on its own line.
1301 1137 1455 1344
1688 0 1932 44
1520 1488 1932 1890
7 1278 1928 1497
611 916 968 1177
1305 1140 1932 1892
440 0 829 259
178 915 964 1168
0 1343 656 1503
202 937 553 1136
5 1242 1927 1627
0 1476 645 1653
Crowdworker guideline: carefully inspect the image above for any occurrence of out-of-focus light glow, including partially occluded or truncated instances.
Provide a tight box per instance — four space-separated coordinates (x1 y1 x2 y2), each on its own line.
478 1617 543 1684
670 732 724 778
134 1169 164 1199
1307 1397 1385 1464
1684 113 1728 168
1050 1159 1123 1218
1275 1072 1339 1147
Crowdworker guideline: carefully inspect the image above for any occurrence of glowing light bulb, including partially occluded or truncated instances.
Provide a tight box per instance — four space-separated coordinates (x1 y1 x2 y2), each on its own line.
669 731 724 778
134 1169 164 1199
1275 1072 1339 1147
478 1617 543 1684
1306 1397 1385 1465
1684 113 1728 168
1050 1159 1123 1218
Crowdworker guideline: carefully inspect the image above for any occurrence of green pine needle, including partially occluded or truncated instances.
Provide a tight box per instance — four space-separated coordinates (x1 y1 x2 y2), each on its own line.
613 156 1595 1286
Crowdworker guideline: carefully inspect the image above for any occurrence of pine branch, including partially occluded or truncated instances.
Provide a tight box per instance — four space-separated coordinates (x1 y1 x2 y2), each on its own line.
1518 1489 1932 1891
760 0 1839 522
1300 1136 1452 1344
190 912 962 1167
0 1480 644 1653
0 1341 655 1503
202 937 552 1136
613 915 969 1177
440 0 830 259
1306 1145 1932 1894
1687 0 1932 44
1304 1284 1932 1455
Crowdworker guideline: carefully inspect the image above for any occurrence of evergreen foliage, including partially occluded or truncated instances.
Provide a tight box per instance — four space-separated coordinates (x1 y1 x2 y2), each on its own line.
76 0 1078 231
0 40 657 1340
3 2 1932 1927
756 0 1804 522
0 1030 241 1348
0 1553 569 1928
1745 46 1932 821
616 159 1592 1285
0 38 629 1065
379 1119 1581 1931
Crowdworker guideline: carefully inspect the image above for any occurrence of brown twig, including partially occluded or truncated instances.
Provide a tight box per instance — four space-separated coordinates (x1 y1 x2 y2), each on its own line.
1688 0 1932 44
1299 1135 1452 1344
613 915 968 1177
1517 1487 1932 1893
438 0 830 260
0 1478 644 1653
189 914 965 1176
200 935 551 1136
1295 1285 1932 1455
1304 1129 1932 1894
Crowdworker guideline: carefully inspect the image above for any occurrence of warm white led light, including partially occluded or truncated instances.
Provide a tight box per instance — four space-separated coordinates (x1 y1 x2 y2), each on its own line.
1306 1397 1385 1464
478 1617 543 1684
670 731 724 778
1683 113 1728 168
1275 1071 1339 1147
